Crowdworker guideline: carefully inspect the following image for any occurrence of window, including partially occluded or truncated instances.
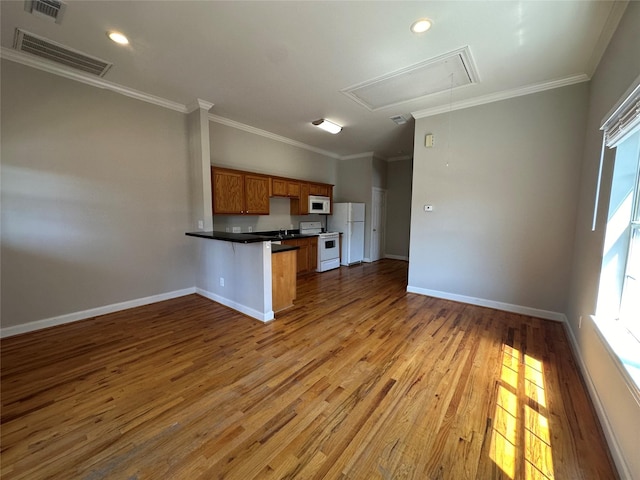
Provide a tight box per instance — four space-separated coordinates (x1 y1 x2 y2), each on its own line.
595 81 640 389
619 162 640 339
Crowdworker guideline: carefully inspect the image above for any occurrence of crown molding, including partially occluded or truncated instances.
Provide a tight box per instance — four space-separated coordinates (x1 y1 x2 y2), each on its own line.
340 152 375 161
586 0 629 76
208 114 342 159
1 47 343 160
412 73 590 120
1 47 344 160
187 98 215 113
1 47 189 113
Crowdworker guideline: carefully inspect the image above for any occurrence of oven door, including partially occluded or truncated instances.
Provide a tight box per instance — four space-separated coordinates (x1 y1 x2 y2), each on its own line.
320 237 339 261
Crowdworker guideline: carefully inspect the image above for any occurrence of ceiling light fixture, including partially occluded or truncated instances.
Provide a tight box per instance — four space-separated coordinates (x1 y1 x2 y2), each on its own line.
410 18 432 34
107 31 129 45
312 119 342 134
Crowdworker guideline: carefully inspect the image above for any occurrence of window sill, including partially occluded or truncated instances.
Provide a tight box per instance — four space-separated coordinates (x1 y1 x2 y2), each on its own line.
591 315 640 405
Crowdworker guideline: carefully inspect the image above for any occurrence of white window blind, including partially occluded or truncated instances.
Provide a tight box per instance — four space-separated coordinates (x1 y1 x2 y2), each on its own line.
603 90 640 147
593 77 640 231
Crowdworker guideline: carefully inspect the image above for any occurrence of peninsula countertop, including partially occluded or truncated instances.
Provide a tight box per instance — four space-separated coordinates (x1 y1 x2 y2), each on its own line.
185 231 299 253
185 231 273 243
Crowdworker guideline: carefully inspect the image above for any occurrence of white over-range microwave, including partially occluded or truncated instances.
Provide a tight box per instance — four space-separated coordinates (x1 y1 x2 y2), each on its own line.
309 195 331 214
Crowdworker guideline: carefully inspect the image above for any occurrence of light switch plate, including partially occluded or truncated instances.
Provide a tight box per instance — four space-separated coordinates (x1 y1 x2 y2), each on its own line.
425 133 434 148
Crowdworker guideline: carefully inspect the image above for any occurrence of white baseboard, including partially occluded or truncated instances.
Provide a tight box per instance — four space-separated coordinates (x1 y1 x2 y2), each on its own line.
0 287 197 338
562 320 633 479
385 254 409 261
196 288 274 323
406 285 567 322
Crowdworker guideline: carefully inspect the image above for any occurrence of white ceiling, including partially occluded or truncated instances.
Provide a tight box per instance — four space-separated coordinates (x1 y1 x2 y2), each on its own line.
0 1 627 160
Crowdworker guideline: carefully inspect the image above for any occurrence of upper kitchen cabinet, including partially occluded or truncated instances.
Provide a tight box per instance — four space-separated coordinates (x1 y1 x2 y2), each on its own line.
212 167 270 215
291 182 333 215
271 178 301 198
290 183 310 215
309 184 330 197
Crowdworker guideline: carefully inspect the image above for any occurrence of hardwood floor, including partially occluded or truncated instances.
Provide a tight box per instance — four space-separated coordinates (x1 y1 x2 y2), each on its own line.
1 260 617 479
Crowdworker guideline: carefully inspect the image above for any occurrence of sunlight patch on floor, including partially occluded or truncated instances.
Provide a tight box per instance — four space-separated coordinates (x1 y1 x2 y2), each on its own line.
490 346 555 479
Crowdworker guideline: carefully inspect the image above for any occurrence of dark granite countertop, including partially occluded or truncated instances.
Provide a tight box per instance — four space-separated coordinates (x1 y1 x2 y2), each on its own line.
185 231 274 243
271 244 299 254
255 230 319 240
185 230 320 244
184 231 309 252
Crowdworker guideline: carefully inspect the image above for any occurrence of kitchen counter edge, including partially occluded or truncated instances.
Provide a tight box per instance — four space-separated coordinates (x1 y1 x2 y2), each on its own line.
185 231 300 254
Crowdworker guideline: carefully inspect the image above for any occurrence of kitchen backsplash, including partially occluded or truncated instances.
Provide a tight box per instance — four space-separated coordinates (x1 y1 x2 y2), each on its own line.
212 197 325 233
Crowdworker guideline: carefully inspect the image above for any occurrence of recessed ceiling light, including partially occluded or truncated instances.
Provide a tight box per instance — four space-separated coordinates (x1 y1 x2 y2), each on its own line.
107 31 129 45
312 119 342 134
410 18 432 34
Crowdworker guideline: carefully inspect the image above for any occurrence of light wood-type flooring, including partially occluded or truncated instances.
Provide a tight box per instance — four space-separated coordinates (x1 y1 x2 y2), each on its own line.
1 260 618 479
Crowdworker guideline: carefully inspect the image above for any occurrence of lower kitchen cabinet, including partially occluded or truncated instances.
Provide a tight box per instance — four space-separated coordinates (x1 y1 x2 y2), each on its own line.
282 237 318 275
271 249 297 313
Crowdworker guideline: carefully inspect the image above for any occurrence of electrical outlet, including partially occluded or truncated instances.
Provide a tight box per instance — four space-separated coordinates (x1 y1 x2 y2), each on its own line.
248 226 253 232
219 277 224 287
198 220 204 229
232 226 241 233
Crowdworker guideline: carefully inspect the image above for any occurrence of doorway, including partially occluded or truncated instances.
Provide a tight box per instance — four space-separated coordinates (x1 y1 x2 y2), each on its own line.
370 187 387 262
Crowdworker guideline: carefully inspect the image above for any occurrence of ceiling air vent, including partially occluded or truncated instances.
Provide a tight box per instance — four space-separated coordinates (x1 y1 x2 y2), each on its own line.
24 0 67 24
14 29 112 77
342 46 480 111
390 115 408 125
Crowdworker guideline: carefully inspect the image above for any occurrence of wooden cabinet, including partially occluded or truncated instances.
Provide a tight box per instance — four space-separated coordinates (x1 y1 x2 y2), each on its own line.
293 182 333 215
290 182 310 215
282 236 318 275
271 250 297 313
244 174 270 214
212 168 269 215
271 178 300 198
211 166 333 216
212 169 244 214
309 184 330 197
310 237 318 270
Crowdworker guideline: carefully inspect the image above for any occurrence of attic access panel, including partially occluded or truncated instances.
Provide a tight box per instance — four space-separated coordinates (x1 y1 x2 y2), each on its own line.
342 46 479 111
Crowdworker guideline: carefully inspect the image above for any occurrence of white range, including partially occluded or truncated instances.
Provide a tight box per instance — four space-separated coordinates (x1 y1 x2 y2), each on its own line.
299 221 340 272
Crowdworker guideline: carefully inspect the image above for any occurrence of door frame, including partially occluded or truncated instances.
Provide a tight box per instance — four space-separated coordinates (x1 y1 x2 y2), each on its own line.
370 187 387 262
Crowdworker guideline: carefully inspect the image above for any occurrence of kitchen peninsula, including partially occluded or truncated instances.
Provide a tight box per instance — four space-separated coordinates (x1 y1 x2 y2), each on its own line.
185 231 299 321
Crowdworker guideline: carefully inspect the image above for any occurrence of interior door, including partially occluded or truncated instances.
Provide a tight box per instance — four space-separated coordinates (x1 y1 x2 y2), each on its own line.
370 188 387 262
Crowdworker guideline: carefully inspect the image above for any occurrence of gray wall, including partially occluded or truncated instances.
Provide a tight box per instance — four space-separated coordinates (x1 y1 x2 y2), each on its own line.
0 60 195 329
209 121 337 232
385 159 412 259
336 156 374 260
335 157 372 204
408 83 588 314
372 156 387 189
566 2 640 477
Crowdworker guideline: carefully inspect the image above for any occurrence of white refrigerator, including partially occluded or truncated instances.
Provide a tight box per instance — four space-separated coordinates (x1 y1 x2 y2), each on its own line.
328 203 365 265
